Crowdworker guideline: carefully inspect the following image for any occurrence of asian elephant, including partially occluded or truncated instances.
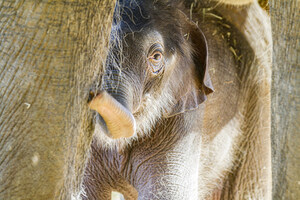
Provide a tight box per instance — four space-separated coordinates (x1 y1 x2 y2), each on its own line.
0 1 117 199
0 0 273 199
83 0 272 199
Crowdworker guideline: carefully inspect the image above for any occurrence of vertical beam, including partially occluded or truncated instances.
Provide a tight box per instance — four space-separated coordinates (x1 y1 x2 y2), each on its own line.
270 1 300 199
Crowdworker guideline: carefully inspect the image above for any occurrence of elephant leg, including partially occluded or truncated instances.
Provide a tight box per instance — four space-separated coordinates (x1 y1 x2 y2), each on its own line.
136 155 200 199
84 170 137 200
82 144 113 200
83 141 139 200
131 131 201 200
82 177 112 200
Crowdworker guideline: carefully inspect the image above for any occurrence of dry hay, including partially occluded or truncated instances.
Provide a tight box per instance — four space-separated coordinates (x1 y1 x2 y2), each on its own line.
258 0 269 12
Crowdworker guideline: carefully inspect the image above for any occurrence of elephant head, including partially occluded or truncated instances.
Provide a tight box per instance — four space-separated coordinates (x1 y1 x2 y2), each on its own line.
88 0 214 143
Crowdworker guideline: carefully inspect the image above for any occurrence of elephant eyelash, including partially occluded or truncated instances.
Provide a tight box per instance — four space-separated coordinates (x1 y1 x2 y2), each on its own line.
147 44 164 74
148 43 164 54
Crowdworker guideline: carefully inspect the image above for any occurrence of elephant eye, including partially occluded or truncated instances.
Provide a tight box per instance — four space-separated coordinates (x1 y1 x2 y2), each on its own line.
147 44 164 74
152 52 162 62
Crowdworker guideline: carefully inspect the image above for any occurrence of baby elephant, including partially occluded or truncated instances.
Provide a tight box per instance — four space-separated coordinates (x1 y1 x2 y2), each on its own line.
84 0 271 199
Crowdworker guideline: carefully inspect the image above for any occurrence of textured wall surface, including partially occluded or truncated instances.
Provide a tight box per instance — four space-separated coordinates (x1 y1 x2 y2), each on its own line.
270 1 300 199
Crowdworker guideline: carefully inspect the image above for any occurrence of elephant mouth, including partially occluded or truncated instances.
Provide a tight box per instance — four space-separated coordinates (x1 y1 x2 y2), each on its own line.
88 91 136 139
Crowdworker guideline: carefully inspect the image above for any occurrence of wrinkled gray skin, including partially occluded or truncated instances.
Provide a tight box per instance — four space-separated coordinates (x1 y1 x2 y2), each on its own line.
84 0 272 199
0 1 116 199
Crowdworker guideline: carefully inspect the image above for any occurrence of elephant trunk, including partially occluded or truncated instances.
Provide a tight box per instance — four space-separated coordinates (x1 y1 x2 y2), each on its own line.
88 90 136 139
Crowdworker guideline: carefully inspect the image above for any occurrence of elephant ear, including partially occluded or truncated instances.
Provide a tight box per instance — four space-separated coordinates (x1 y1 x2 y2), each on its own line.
164 23 214 117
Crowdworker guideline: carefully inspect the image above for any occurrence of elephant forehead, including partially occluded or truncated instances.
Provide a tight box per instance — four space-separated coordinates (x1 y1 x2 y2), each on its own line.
139 31 165 50
113 0 151 34
110 1 187 55
111 22 164 50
